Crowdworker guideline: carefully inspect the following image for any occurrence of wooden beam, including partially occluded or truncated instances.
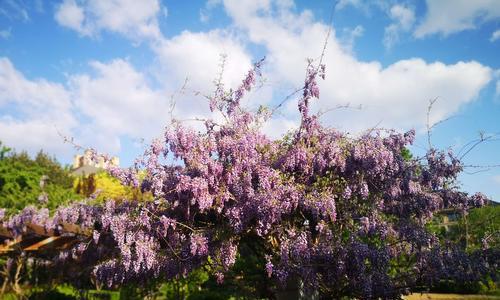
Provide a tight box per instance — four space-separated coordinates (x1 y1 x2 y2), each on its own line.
24 236 63 251
62 223 91 236
0 224 87 256
0 226 12 238
0 237 21 253
27 223 54 236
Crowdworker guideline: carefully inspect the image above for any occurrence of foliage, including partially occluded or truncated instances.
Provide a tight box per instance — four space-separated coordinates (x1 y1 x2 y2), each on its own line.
428 204 500 251
0 141 11 160
425 204 500 295
74 171 151 202
0 59 498 300
464 204 500 251
0 147 81 213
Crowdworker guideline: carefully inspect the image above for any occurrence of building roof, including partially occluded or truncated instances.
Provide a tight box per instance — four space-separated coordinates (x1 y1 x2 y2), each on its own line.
71 165 100 176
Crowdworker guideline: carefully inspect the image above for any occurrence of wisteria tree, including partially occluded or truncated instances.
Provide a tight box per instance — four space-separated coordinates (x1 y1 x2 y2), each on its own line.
1 57 498 299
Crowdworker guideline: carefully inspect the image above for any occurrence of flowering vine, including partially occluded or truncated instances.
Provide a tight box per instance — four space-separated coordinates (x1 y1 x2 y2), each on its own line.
1 58 497 299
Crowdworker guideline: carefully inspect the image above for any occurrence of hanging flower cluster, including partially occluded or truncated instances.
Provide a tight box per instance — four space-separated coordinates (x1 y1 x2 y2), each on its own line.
0 58 496 299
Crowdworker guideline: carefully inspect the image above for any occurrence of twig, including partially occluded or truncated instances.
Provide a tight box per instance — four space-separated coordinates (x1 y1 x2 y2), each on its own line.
168 77 189 122
271 0 337 116
459 132 499 160
316 0 337 69
462 164 500 168
316 103 358 118
271 87 305 115
426 97 439 150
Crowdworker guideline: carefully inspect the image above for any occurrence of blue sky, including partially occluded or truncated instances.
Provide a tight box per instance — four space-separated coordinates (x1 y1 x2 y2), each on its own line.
0 0 499 200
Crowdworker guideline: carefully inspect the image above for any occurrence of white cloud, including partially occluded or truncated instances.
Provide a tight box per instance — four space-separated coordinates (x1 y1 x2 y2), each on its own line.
336 0 363 10
2 0 496 160
335 0 389 16
199 0 222 23
152 29 253 121
54 0 162 41
0 22 254 158
0 58 73 120
0 119 75 157
390 5 415 29
261 116 298 140
335 0 370 14
0 48 250 158
0 57 76 157
383 4 415 49
340 25 364 53
69 59 169 143
415 0 500 38
0 57 171 157
154 30 251 91
493 175 500 184
334 1 415 49
222 0 492 135
490 29 500 42
54 0 86 35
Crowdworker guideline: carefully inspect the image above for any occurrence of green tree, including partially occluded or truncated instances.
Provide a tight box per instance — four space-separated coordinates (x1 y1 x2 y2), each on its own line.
74 171 151 202
463 204 500 251
0 142 81 213
0 141 11 160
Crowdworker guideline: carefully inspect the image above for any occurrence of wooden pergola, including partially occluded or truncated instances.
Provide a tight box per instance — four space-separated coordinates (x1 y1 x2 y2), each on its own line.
0 224 88 256
0 224 93 297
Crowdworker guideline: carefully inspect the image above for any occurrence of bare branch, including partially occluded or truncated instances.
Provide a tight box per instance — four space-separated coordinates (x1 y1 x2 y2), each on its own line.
316 103 358 118
463 164 500 169
459 132 499 160
426 96 439 150
168 77 189 122
463 168 492 175
271 1 337 116
271 87 305 115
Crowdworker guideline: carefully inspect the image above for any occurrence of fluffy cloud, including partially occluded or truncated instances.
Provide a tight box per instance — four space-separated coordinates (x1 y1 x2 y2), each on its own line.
0 50 252 157
0 119 75 156
0 57 76 157
54 0 86 34
0 57 171 157
335 0 376 15
0 58 74 123
340 25 364 53
3 14 254 157
222 0 492 135
54 0 162 40
415 0 500 38
336 0 363 10
491 30 500 42
152 29 254 121
69 59 169 146
383 4 415 49
199 0 222 23
154 30 251 92
3 0 495 160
